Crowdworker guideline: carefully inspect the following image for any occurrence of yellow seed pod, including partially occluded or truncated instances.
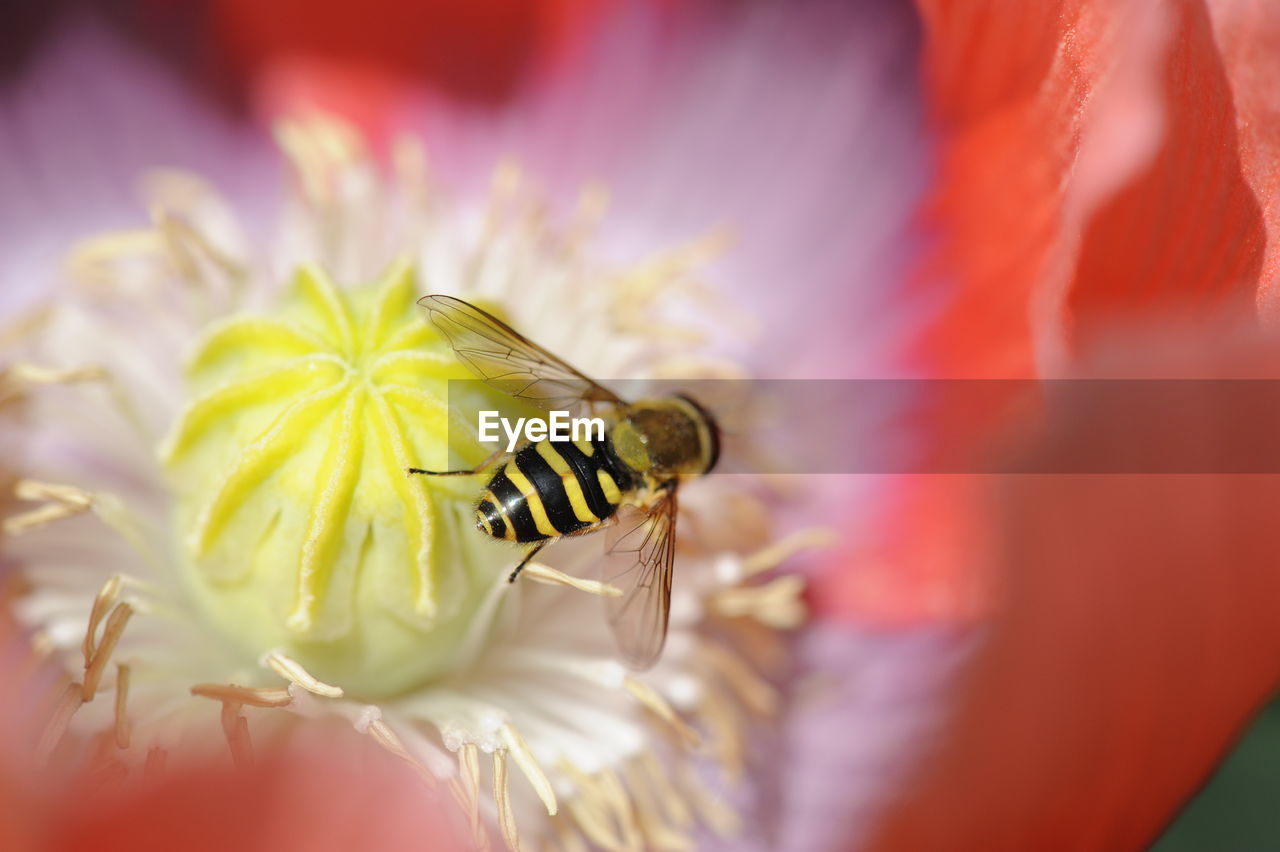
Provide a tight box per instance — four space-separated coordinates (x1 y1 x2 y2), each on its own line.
161 260 505 697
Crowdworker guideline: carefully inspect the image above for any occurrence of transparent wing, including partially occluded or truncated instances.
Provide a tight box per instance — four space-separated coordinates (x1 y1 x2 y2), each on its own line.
420 294 625 412
602 487 677 670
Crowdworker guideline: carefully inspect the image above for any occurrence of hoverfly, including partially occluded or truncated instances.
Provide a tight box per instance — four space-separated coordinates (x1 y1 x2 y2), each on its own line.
408 295 720 669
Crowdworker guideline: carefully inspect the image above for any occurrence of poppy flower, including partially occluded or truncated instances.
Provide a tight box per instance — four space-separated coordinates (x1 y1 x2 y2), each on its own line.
0 2 954 850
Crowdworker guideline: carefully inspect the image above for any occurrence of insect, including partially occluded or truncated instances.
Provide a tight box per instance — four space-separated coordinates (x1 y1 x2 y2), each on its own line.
408 294 720 669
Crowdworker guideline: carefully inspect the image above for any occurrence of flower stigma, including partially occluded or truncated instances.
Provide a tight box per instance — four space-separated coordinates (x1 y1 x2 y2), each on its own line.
160 259 510 698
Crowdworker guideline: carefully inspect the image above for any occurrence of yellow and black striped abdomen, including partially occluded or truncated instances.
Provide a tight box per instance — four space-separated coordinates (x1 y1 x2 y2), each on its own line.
475 438 633 543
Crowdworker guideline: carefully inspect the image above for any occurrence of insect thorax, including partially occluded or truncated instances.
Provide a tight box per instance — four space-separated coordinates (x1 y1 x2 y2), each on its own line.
610 396 718 478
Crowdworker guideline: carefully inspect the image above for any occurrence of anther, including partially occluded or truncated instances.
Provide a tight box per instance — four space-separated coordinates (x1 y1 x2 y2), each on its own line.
457 743 487 850
637 752 693 830
36 682 84 763
700 642 778 717
190 683 293 708
152 204 243 281
741 528 836 577
261 649 344 697
560 765 625 852
522 562 622 598
144 746 168 778
5 480 94 535
677 764 741 838
82 602 133 702
710 575 807 629
621 761 691 851
220 702 253 769
365 717 437 789
493 749 522 852
595 768 642 851
114 664 132 749
7 362 108 388
500 723 558 816
83 575 122 664
623 677 701 749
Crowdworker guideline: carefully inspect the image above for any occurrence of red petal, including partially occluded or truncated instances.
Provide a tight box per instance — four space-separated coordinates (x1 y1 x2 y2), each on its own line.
1066 0 1264 350
910 0 1121 377
0 614 464 852
811 475 995 626
869 330 1280 850
912 0 1267 377
43 731 464 852
1205 1 1280 320
211 0 606 105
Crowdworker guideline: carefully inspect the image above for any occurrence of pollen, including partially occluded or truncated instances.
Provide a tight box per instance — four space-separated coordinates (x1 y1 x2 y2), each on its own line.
161 259 509 697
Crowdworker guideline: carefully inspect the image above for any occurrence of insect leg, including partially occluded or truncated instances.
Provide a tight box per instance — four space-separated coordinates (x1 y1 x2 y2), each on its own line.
508 542 548 583
407 449 506 477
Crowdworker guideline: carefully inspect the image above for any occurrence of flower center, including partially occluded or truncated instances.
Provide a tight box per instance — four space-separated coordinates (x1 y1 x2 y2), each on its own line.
161 259 506 698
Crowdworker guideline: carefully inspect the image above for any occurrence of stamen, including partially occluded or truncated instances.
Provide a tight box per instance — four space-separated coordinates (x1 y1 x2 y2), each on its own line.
621 761 692 852
612 228 738 341
456 742 488 850
391 135 430 207
493 749 522 852
90 727 118 766
696 687 745 782
86 755 128 790
700 642 779 717
522 562 622 598
564 779 624 852
677 764 741 838
500 723 558 816
491 159 523 209
82 602 133 702
466 158 523 287
710 575 807 629
6 360 152 447
623 677 701 749
152 205 243 282
274 117 363 206
636 752 693 831
220 702 253 769
6 480 94 535
220 701 238 744
144 746 168 778
572 182 610 233
364 716 438 789
261 649 344 697
551 816 590 852
150 205 198 281
595 769 643 851
36 682 84 763
649 358 750 382
82 575 122 664
741 528 836 577
30 630 55 661
13 482 155 559
114 664 132 749
190 683 293 708
6 361 108 389
64 230 167 286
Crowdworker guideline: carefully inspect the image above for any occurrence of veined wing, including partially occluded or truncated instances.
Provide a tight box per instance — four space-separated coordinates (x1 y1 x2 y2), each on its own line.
602 487 677 670
420 294 625 413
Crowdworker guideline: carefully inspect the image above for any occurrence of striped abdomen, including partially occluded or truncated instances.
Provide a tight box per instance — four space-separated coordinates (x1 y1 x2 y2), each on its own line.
476 438 634 542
